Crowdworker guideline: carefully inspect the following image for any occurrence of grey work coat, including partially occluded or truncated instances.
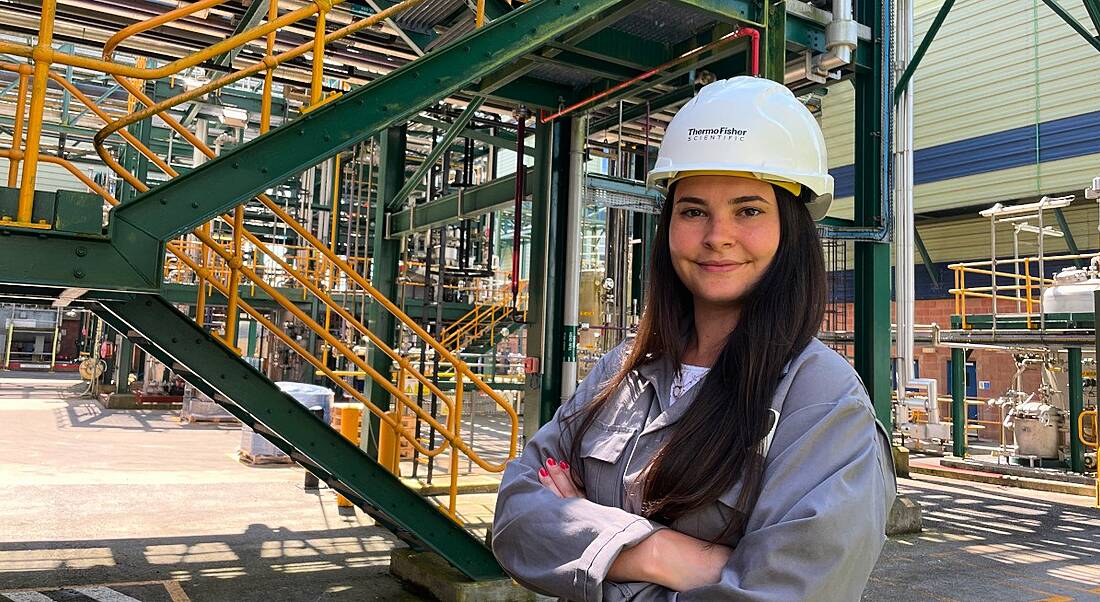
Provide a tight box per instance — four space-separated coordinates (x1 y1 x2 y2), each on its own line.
492 338 896 601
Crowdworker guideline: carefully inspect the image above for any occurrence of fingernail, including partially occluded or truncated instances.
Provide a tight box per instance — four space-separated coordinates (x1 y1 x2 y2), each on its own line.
538 468 548 477
546 458 556 467
560 461 569 470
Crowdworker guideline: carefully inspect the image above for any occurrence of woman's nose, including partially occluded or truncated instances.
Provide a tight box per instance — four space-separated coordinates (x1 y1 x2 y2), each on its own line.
703 217 737 249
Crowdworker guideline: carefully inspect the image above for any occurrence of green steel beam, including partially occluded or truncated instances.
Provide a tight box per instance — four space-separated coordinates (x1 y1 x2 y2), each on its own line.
568 30 672 71
1041 0 1100 53
92 293 505 580
571 27 750 116
410 116 535 155
528 50 642 81
366 127 405 456
1084 0 1100 34
387 167 534 236
1069 347 1085 472
765 1 786 83
212 0 270 66
477 1 651 94
112 0 632 242
388 98 485 210
894 0 955 102
347 1 435 50
674 0 756 23
482 76 576 109
588 85 695 133
1053 207 1083 267
0 230 157 292
913 225 941 289
785 11 827 53
951 347 966 457
386 170 650 237
853 0 892 430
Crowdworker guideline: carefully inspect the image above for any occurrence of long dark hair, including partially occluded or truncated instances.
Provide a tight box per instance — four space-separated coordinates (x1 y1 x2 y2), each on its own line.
564 184 826 540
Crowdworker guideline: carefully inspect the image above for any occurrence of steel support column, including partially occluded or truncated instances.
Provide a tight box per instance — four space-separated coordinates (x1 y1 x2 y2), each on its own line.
853 0 893 430
364 126 406 456
523 122 552 437
951 347 966 457
115 336 133 390
1069 346 1084 472
764 0 786 83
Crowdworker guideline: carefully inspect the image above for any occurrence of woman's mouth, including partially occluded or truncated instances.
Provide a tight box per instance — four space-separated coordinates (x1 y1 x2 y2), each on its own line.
696 261 745 273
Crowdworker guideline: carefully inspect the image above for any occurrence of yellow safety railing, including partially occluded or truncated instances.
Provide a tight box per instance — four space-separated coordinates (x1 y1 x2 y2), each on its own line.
1080 409 1098 507
2 0 519 522
947 254 1099 329
441 284 528 352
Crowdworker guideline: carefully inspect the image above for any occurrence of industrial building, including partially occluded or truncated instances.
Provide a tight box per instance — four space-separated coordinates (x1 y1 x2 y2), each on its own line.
0 0 1098 600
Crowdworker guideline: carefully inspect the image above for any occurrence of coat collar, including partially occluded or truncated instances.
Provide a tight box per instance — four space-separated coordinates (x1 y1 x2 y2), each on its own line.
631 350 800 437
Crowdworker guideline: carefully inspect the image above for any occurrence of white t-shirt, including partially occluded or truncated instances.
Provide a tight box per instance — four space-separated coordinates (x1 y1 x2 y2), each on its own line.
670 363 710 406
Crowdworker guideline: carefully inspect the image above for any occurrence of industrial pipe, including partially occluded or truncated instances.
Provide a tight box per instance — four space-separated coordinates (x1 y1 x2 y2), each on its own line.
784 0 858 84
894 0 916 407
561 114 587 402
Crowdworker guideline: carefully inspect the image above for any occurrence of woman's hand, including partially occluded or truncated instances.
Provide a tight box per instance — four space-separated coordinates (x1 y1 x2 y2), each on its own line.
537 457 585 498
610 528 732 592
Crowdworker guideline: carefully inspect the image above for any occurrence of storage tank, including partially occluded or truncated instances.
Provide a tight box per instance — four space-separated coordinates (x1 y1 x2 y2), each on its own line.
1042 263 1100 314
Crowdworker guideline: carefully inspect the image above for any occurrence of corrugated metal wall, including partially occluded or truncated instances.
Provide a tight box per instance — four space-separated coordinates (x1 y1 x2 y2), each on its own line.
0 159 94 193
821 0 1100 224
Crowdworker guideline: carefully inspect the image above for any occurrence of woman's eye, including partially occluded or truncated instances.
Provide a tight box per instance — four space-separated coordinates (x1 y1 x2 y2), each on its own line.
681 208 705 218
740 207 763 217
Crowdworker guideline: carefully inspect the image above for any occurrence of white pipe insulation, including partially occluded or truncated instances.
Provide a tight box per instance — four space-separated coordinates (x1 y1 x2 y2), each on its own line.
894 0 916 403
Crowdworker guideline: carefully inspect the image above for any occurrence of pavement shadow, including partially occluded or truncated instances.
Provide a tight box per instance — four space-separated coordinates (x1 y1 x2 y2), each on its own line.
0 523 422 601
865 476 1100 602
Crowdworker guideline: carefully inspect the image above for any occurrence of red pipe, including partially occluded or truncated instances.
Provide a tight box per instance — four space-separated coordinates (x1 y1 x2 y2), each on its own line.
540 26 760 124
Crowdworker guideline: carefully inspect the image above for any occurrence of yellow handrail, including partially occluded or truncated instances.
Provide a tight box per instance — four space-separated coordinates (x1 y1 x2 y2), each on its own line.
9 0 519 521
947 255 1083 329
1079 410 1098 507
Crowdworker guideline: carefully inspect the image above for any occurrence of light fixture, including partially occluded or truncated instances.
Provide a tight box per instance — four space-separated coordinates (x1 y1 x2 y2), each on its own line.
220 106 250 128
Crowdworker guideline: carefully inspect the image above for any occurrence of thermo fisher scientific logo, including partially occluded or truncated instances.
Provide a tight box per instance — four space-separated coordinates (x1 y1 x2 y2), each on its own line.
686 126 748 142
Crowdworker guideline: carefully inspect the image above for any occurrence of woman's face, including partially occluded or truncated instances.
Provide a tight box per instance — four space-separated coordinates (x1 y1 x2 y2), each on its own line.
668 175 782 311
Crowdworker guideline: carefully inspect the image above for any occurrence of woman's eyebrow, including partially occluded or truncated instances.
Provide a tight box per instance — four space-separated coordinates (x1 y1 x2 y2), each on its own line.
675 194 771 205
729 195 768 205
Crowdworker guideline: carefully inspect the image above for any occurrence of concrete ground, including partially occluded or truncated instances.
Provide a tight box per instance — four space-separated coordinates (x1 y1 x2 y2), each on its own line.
1 371 1098 601
0 371 426 602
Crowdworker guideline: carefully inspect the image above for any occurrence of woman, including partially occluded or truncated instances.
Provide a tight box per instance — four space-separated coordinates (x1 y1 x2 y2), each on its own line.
492 77 896 601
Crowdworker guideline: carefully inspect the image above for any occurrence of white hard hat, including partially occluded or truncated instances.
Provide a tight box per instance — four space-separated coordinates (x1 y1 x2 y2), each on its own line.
647 77 834 221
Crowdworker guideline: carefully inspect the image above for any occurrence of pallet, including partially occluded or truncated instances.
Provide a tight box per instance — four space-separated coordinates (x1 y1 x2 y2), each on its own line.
238 450 293 465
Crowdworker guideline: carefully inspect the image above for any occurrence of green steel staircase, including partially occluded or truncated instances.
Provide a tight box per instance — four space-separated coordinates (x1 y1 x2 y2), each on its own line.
0 0 854 582
89 292 504 580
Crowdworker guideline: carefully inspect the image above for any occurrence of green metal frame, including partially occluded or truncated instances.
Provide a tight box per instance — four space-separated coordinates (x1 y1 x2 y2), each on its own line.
913 225 941 289
91 293 504 580
951 347 966 457
366 127 406 456
1084 0 1100 34
1069 347 1085 472
389 98 486 210
894 0 955 102
1041 0 1100 53
110 0 636 243
852 0 893 430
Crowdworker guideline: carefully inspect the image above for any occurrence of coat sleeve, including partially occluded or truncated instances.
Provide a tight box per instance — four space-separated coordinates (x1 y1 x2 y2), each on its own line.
492 349 666 602
629 395 896 602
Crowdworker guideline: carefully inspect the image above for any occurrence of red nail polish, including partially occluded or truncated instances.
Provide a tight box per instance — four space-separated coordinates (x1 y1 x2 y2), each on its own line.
538 468 548 477
546 458 556 466
560 461 569 470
